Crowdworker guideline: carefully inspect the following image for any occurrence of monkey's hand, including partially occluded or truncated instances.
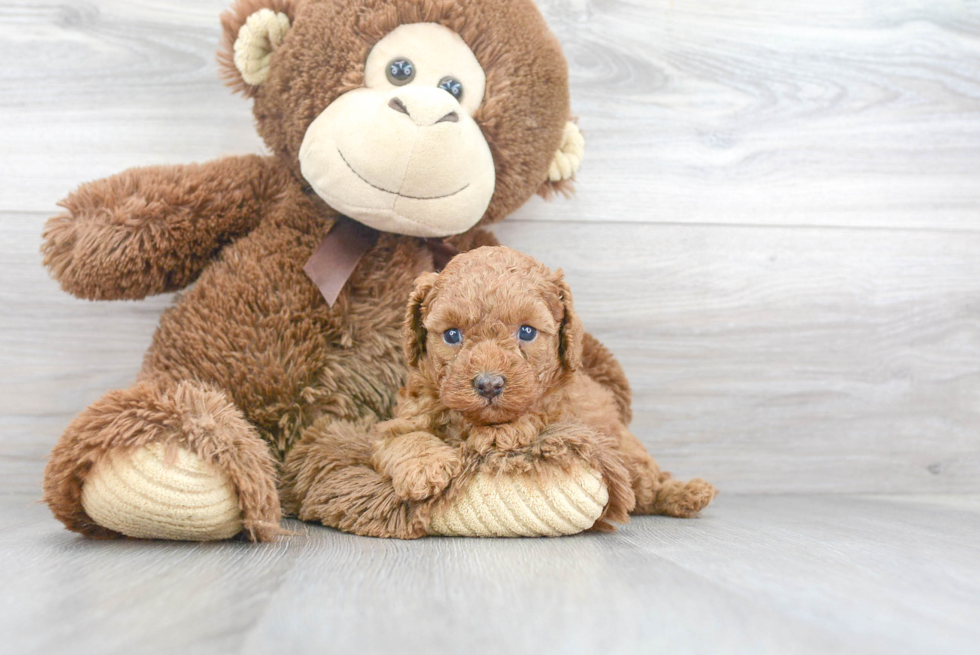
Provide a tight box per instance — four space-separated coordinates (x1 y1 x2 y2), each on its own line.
42 155 287 300
372 432 462 502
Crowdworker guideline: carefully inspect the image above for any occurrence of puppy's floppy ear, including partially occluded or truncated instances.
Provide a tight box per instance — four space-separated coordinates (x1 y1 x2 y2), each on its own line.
552 269 584 374
404 272 439 367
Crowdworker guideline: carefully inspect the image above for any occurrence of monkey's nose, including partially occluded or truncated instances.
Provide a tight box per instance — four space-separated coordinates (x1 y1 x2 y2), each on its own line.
388 88 461 127
388 97 410 116
473 373 506 399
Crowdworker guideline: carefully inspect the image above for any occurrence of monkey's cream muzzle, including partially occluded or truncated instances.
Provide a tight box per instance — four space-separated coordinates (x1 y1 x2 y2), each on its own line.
299 85 495 237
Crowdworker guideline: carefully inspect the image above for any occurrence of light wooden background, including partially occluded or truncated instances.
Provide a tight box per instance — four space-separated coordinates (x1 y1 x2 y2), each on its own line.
2 0 979 497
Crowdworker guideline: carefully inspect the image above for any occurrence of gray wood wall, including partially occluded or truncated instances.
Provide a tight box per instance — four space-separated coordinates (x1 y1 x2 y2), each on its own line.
2 0 978 495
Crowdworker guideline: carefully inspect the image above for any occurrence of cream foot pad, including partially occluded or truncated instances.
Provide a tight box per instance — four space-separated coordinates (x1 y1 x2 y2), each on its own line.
81 443 243 541
428 462 609 537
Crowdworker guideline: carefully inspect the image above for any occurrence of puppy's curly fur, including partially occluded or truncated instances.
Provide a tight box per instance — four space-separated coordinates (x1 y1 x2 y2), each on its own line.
303 246 716 537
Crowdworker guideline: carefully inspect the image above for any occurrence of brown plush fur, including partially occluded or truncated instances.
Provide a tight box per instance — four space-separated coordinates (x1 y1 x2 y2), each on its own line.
44 379 282 541
281 248 716 538
42 0 630 541
220 0 575 212
217 0 298 98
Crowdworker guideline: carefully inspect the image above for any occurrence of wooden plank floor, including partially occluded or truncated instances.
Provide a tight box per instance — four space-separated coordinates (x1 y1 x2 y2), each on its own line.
1 493 978 655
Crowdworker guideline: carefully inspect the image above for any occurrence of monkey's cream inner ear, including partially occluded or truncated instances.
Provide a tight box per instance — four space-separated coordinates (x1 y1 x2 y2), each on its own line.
234 8 291 86
547 122 585 182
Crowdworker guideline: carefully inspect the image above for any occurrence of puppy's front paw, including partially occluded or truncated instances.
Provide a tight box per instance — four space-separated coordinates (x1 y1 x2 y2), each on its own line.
390 455 461 501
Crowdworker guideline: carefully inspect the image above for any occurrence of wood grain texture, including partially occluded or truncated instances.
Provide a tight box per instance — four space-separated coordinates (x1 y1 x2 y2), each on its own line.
3 0 979 228
495 219 980 493
532 0 980 230
2 493 978 655
4 214 979 494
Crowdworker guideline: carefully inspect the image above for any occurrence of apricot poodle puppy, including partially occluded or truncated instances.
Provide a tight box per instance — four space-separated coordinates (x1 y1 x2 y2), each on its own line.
369 246 716 531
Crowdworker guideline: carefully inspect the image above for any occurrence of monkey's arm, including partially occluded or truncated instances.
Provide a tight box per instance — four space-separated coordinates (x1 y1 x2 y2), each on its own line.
42 155 291 300
448 227 500 252
581 332 633 425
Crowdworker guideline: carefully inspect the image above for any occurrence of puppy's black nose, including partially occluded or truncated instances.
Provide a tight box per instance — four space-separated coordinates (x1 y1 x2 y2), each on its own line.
473 373 506 398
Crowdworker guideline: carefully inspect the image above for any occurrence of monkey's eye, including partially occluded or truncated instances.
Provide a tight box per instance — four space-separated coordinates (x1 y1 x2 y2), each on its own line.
518 325 537 342
443 328 463 345
438 76 463 101
386 58 415 85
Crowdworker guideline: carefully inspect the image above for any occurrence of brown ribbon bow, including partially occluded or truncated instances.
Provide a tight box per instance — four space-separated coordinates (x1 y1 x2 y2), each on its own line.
303 217 460 306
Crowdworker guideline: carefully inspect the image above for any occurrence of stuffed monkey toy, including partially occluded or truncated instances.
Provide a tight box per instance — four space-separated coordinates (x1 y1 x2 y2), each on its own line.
42 0 634 541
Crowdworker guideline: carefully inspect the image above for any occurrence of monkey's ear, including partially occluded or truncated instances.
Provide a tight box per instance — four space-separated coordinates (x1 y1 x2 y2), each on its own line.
538 121 585 199
552 269 584 374
404 272 439 368
217 0 296 97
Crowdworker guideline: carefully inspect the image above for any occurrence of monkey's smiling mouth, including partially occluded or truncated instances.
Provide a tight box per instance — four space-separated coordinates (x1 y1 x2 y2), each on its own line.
338 149 469 201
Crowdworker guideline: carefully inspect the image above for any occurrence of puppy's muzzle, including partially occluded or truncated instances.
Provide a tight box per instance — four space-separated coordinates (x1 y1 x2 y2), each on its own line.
473 373 506 399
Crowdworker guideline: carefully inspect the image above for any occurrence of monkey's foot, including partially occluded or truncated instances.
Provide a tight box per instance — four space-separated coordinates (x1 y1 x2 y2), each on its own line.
81 443 243 541
428 462 608 537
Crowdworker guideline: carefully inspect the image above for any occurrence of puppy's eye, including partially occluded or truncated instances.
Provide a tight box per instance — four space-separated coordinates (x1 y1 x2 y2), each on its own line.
443 328 463 345
386 58 415 85
518 325 537 342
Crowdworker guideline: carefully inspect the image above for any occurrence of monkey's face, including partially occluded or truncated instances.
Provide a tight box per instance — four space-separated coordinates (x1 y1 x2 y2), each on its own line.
299 24 495 237
220 0 579 236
